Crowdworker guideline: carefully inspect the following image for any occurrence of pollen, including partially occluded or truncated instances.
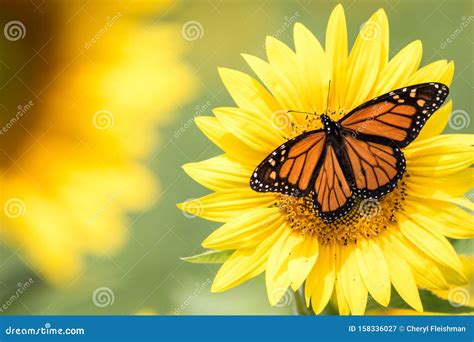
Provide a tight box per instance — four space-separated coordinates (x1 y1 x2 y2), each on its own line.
278 177 408 245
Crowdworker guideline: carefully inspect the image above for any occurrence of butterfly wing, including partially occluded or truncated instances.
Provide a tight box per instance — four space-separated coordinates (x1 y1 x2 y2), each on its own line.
312 143 356 220
338 82 448 199
342 136 405 198
250 129 355 220
250 130 326 197
340 82 449 148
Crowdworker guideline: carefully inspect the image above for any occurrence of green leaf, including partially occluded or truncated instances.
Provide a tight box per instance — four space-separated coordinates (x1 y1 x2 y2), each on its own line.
180 250 233 264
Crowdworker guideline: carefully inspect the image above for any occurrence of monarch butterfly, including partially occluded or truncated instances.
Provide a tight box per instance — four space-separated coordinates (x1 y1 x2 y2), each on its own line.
250 82 449 221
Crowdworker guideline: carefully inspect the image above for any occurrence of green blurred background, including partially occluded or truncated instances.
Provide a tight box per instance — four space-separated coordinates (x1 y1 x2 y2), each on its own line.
0 0 472 315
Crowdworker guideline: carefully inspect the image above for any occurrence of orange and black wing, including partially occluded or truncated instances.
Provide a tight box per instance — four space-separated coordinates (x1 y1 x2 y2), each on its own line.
340 83 449 148
312 143 356 220
341 136 405 199
250 130 356 220
250 130 326 197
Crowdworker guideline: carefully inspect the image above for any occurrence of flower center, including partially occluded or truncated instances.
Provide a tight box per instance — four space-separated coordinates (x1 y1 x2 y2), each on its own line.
278 176 408 245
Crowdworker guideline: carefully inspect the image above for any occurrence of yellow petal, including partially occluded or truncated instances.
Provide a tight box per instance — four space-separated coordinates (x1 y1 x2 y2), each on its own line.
177 189 277 223
405 198 474 239
266 229 303 305
379 234 423 312
266 36 309 111
407 153 474 177
405 134 474 178
294 23 329 114
325 3 348 113
431 255 474 307
306 243 335 313
439 60 455 85
408 168 474 197
183 154 251 191
408 60 454 86
195 116 265 166
340 245 368 315
334 249 351 315
342 9 387 111
202 207 284 250
242 53 305 120
356 238 391 307
437 263 469 288
213 107 285 152
405 134 473 158
406 172 474 211
398 213 466 283
390 228 449 290
288 235 319 291
372 40 422 96
416 101 452 141
218 67 279 118
211 224 285 292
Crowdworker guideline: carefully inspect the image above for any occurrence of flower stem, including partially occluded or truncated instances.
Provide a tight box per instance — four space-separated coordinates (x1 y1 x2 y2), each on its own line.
292 286 315 315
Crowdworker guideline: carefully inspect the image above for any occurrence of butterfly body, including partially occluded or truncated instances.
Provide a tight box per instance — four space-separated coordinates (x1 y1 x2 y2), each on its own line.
250 83 449 221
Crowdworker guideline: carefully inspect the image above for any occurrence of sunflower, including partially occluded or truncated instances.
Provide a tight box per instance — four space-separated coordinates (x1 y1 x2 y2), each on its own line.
179 4 473 315
0 1 196 284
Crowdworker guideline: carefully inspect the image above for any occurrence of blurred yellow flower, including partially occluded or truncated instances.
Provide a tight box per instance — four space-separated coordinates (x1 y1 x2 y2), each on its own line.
0 1 196 284
179 4 473 314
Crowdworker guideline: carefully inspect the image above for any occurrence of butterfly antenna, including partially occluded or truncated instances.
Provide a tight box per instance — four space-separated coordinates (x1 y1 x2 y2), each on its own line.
325 80 331 115
287 110 320 118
